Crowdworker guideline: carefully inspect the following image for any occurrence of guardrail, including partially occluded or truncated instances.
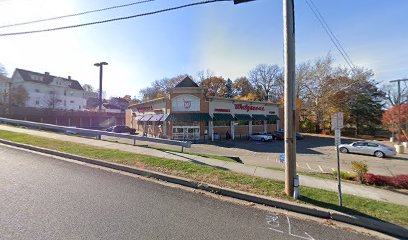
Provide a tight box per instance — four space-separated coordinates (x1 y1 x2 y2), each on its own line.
0 117 191 151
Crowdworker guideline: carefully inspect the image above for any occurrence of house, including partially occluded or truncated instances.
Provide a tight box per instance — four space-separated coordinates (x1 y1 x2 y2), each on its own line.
0 75 10 105
9 69 88 111
109 97 129 111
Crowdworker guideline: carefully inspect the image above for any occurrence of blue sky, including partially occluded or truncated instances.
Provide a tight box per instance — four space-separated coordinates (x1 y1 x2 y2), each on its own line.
0 0 407 98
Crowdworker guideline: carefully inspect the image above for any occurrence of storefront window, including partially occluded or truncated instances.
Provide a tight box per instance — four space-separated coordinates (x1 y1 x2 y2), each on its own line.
236 120 249 125
253 120 264 126
214 121 230 127
173 121 199 126
267 120 277 124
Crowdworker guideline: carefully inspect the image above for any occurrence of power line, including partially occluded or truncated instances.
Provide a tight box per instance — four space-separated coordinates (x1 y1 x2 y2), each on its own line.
0 0 232 37
307 0 355 69
0 0 155 29
305 0 356 71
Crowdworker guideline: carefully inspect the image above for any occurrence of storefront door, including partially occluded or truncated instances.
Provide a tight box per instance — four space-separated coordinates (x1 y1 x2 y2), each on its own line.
172 126 200 140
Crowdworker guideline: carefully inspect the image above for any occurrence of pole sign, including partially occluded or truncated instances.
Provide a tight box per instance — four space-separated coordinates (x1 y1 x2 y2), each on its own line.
331 112 343 207
331 112 344 130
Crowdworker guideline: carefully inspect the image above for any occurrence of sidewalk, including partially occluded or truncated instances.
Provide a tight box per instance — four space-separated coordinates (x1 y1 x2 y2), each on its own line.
1 124 407 206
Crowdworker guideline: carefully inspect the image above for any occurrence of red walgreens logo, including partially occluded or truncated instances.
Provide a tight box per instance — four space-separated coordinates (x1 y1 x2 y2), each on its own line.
234 104 265 112
137 106 153 112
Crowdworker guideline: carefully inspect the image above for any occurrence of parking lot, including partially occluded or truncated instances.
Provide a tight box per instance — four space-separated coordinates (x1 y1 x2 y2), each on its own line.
112 134 408 176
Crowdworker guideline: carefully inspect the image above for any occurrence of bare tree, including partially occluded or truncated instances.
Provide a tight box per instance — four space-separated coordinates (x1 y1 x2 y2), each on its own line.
196 69 214 84
44 90 60 109
383 82 408 107
82 84 95 92
248 64 282 101
0 63 7 77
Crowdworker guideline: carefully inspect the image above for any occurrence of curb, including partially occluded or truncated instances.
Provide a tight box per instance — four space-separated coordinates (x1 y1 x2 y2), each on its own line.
0 138 407 239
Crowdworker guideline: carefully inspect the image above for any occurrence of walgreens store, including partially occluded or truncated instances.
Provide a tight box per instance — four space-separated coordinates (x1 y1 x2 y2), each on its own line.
126 77 280 142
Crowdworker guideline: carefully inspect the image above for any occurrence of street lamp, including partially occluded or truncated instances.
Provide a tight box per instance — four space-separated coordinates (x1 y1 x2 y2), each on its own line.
94 62 108 112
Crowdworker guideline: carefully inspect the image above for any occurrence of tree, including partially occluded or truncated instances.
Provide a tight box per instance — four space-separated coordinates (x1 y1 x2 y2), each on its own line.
248 64 282 101
225 78 234 98
0 63 7 77
348 82 385 135
382 82 408 107
200 76 227 97
44 90 60 109
82 84 95 92
10 85 29 107
233 77 255 99
196 69 214 84
382 104 408 140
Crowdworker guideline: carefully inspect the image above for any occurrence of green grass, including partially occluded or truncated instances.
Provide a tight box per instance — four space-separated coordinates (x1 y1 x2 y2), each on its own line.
103 139 240 163
0 129 407 227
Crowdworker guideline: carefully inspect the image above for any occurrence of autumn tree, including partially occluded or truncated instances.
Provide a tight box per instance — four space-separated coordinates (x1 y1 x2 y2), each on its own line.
200 76 227 97
382 104 408 140
10 85 29 107
248 64 282 101
233 77 255 99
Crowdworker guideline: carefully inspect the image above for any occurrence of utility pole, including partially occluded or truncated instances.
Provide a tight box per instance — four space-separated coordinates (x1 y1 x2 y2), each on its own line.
283 0 297 197
94 62 108 112
390 78 408 143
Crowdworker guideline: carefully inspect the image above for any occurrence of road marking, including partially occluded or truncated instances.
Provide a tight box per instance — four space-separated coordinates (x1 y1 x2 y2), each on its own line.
287 216 315 240
306 163 312 170
318 165 324 173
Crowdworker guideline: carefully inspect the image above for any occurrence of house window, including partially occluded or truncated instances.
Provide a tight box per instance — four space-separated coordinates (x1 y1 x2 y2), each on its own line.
64 90 66 96
70 91 74 96
35 89 40 93
70 100 74 103
64 100 66 106
49 91 55 94
79 106 81 110
35 100 39 105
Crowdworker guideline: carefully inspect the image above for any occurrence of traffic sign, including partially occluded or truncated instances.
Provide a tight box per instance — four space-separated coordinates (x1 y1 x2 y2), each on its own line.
331 112 344 130
335 129 341 146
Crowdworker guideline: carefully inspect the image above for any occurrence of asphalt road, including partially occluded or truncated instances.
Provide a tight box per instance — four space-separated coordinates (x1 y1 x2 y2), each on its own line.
0 145 382 240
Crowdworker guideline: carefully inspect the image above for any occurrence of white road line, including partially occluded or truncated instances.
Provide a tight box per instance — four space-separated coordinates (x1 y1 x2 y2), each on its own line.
318 165 324 173
306 163 312 170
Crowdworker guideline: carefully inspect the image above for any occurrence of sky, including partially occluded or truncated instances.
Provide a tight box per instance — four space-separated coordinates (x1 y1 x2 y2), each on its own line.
0 0 407 98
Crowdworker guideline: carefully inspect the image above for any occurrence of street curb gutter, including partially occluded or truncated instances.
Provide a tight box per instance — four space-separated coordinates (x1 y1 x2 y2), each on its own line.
0 139 407 239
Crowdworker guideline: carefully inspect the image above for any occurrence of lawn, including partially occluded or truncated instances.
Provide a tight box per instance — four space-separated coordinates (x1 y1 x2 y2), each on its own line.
0 129 407 227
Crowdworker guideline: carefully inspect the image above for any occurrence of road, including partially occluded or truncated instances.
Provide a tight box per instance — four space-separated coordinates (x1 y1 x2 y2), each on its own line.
112 135 408 176
0 145 383 240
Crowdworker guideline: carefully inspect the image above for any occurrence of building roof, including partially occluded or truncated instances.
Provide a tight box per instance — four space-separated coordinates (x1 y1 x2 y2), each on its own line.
175 76 199 88
14 68 84 90
102 103 121 109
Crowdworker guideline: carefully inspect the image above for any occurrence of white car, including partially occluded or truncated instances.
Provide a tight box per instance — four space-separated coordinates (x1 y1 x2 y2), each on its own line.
249 132 273 142
338 141 396 158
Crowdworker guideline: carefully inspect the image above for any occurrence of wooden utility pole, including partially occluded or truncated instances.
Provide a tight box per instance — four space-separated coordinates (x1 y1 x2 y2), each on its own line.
283 0 297 197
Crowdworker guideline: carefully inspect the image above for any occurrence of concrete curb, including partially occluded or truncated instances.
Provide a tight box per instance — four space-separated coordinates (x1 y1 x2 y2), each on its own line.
0 138 407 239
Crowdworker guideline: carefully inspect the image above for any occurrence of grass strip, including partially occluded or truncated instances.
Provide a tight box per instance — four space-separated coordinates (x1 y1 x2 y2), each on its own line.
0 129 407 227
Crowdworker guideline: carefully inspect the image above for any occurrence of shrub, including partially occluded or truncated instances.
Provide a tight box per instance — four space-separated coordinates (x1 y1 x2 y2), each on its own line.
351 161 368 176
390 175 408 189
332 170 356 181
361 174 408 189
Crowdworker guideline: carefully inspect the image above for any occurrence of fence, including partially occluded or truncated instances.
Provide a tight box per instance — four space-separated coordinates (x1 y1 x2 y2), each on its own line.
0 117 191 151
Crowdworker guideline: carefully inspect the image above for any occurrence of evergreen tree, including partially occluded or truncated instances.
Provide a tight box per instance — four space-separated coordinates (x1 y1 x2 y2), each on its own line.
225 78 234 98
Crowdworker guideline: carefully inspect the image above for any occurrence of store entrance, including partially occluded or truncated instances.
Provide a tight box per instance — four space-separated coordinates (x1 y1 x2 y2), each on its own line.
172 126 200 140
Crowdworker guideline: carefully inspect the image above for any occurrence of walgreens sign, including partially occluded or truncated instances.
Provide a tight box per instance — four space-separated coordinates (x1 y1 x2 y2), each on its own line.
234 104 265 112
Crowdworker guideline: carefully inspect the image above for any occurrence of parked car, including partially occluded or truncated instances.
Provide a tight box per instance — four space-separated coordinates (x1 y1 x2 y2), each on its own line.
271 130 303 140
105 125 136 135
249 132 273 142
338 141 396 158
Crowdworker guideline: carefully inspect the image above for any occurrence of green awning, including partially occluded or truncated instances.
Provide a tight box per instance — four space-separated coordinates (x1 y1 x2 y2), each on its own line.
213 113 234 121
252 114 267 120
165 113 212 122
234 114 252 121
266 115 280 121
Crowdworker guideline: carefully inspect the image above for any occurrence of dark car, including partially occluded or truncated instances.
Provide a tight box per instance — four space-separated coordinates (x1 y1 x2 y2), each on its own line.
271 130 303 140
105 125 136 135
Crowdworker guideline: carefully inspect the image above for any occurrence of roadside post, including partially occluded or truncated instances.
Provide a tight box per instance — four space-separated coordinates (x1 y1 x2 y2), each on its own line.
331 112 344 206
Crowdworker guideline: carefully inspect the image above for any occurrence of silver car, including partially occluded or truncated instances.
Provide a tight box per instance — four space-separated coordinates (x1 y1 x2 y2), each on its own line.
338 141 396 158
249 132 273 142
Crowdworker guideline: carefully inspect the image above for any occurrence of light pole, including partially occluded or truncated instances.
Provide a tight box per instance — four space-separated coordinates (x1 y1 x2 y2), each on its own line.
94 62 108 112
